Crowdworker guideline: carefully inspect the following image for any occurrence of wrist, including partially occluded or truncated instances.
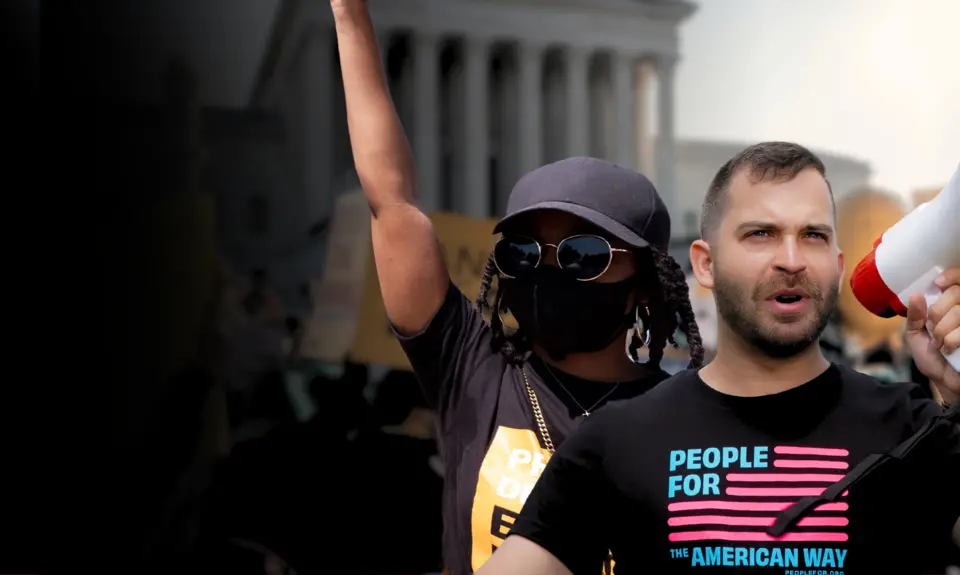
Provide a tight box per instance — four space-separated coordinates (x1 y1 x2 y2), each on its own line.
935 386 960 408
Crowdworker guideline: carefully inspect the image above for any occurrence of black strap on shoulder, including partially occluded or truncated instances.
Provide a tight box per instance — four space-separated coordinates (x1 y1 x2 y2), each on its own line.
767 405 959 537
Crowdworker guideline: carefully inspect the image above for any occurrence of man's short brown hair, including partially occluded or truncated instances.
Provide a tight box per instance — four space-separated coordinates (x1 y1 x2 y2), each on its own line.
700 141 833 239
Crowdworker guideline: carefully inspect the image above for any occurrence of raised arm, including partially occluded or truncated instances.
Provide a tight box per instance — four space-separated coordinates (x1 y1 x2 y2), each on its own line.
330 0 449 334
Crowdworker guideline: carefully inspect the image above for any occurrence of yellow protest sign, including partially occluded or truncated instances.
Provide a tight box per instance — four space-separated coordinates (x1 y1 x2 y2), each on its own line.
300 190 371 361
350 211 498 370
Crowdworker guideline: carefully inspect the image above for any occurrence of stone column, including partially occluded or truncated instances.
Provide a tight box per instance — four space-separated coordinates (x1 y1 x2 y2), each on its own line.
413 32 441 211
517 42 544 176
446 48 465 212
635 61 652 176
656 55 677 220
588 57 609 160
462 37 490 217
565 46 590 157
496 51 519 215
613 52 637 170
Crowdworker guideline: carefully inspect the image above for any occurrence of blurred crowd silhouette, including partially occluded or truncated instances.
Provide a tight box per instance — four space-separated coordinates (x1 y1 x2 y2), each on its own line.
127 267 444 575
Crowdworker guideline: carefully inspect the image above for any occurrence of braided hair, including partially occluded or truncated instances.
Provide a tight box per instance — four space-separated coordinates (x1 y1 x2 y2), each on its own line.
475 246 705 371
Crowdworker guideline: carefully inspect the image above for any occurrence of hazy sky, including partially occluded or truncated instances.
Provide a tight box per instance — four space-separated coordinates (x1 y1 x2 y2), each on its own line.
153 0 958 197
677 0 959 195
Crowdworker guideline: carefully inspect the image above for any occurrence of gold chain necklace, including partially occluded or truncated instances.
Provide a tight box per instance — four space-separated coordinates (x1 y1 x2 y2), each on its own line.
520 365 614 573
521 365 556 453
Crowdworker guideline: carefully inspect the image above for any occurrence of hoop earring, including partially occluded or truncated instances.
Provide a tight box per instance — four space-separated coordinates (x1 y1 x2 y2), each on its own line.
625 306 651 363
635 306 651 347
496 295 516 332
625 328 639 363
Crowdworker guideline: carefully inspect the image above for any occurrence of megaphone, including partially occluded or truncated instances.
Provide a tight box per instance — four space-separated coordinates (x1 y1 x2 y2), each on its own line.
849 163 960 371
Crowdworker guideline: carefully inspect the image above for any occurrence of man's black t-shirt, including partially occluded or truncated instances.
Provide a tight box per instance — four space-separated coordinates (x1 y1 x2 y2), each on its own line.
509 365 960 575
396 284 669 574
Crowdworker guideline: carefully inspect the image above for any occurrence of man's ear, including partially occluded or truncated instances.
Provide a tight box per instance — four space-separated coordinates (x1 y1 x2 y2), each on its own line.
836 250 845 294
690 239 715 290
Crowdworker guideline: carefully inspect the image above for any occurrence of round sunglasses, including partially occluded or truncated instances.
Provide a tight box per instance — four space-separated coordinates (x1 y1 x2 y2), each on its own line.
493 234 631 282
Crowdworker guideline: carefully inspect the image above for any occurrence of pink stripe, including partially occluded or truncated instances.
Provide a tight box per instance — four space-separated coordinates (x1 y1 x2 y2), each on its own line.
797 517 849 527
726 487 840 497
667 500 848 512
669 530 849 543
726 473 845 482
775 446 849 457
669 515 847 527
774 459 849 469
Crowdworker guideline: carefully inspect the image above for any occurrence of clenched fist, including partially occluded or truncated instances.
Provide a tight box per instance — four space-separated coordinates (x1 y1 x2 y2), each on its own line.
906 267 960 405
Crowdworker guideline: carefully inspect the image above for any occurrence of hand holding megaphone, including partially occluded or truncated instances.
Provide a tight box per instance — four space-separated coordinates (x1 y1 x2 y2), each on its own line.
849 163 960 378
904 270 960 403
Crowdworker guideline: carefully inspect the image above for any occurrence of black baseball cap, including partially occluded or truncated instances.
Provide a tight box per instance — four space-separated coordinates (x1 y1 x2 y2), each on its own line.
493 156 672 251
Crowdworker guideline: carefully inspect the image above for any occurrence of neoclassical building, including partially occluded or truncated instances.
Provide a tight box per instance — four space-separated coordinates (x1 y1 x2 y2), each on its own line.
222 0 870 309
251 0 696 219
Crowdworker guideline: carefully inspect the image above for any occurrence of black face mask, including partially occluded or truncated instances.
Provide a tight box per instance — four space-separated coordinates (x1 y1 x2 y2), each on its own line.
502 266 635 361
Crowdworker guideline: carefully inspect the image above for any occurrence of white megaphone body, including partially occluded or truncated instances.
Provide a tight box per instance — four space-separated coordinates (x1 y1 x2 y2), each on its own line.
849 163 960 371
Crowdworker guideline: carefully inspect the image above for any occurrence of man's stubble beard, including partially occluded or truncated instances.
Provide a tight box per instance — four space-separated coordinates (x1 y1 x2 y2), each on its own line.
713 270 840 359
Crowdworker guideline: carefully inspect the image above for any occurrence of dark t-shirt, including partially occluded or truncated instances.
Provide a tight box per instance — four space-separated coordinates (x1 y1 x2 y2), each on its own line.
510 365 960 575
396 284 669 574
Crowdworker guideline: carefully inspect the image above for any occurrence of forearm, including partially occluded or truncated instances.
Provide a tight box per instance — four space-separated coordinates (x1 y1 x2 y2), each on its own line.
332 2 416 214
475 535 573 575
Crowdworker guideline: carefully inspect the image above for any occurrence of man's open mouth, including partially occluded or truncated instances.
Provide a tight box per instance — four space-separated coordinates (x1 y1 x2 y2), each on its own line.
770 289 808 304
775 294 803 303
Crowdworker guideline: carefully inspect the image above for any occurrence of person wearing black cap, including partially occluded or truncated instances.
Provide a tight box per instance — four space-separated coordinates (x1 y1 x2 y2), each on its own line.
329 1 702 573
476 142 960 575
